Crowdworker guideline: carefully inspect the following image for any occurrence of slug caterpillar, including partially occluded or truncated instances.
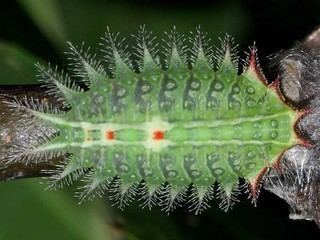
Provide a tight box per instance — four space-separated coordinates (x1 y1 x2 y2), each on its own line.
5 26 305 214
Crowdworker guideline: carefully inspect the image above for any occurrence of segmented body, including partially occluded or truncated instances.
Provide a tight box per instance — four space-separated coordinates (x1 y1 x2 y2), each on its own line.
10 27 298 213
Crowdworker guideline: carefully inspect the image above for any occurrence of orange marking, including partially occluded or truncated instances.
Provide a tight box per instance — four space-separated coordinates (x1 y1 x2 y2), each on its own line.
153 130 165 140
105 131 115 140
247 47 268 86
268 77 287 102
249 166 268 201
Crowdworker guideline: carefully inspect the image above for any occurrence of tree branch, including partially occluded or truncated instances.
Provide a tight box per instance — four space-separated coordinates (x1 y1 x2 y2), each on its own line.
0 85 63 181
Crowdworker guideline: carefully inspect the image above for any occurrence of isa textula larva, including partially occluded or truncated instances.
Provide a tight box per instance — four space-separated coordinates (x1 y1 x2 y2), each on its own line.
4 26 305 214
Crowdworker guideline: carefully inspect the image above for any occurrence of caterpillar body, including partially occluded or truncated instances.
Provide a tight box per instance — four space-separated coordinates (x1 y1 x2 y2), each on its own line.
6 27 302 213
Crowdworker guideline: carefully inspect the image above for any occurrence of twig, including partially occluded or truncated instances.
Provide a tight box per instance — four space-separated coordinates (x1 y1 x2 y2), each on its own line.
0 85 63 181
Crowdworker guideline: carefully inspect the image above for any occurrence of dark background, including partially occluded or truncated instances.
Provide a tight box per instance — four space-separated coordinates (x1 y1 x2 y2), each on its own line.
0 0 320 239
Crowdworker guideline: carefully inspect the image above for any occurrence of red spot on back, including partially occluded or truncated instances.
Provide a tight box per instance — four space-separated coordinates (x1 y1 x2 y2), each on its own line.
153 130 165 140
105 131 115 140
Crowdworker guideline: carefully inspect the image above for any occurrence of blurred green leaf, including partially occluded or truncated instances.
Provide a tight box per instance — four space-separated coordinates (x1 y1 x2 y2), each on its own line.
0 42 40 85
120 205 184 240
0 179 111 240
18 0 249 47
18 0 67 48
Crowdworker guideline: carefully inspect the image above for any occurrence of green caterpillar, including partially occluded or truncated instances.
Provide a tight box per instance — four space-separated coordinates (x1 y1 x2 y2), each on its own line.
9 27 301 213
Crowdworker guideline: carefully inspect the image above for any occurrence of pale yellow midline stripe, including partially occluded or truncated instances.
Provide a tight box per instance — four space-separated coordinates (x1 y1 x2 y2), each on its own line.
34 111 294 130
36 139 292 152
33 111 296 152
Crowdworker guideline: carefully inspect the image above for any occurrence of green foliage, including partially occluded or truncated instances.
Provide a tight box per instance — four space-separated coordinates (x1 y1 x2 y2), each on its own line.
18 0 67 48
0 179 109 240
0 42 40 85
